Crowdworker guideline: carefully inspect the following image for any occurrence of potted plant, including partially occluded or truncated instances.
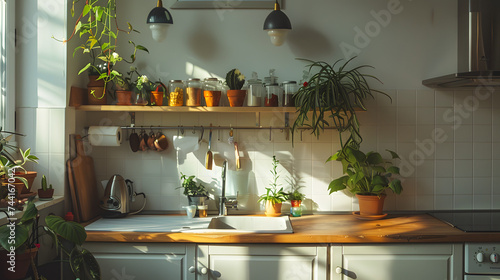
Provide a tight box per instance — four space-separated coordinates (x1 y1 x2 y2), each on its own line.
37 175 54 200
61 0 149 104
0 198 40 280
225 69 246 107
258 156 287 217
287 188 305 208
0 198 100 279
327 146 403 217
292 57 388 148
179 173 209 207
0 148 39 202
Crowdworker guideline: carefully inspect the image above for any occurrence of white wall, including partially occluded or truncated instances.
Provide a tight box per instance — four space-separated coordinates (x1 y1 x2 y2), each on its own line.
16 0 500 213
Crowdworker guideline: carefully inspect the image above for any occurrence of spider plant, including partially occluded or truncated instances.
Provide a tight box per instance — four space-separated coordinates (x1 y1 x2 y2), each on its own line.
292 57 388 149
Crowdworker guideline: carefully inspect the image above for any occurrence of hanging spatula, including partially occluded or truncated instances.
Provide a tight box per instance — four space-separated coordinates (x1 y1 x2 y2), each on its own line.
205 126 213 170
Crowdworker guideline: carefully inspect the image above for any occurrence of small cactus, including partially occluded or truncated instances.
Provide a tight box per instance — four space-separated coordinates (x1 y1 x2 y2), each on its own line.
225 69 245 90
41 175 52 191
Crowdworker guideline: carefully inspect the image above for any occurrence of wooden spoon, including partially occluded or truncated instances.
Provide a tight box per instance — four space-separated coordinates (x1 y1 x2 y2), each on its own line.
205 128 213 170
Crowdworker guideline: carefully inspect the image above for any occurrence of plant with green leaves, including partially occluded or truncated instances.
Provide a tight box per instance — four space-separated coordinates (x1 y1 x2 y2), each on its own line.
258 156 287 204
179 173 208 197
0 148 39 189
327 146 403 196
292 57 388 148
58 0 149 99
287 189 305 201
225 69 246 90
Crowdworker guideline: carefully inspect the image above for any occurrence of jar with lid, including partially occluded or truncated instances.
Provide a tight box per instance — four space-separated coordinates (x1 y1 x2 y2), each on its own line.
246 72 264 107
186 78 202 106
203 78 222 107
265 84 282 107
282 81 297 107
168 80 185 106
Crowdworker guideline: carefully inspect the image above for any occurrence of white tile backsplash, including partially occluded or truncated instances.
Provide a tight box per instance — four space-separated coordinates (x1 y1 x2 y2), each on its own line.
13 89 493 213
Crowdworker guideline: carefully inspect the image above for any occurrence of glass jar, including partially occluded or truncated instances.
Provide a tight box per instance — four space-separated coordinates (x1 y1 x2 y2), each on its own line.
282 81 297 107
247 79 264 107
186 78 202 106
203 78 222 107
265 84 281 107
168 80 185 106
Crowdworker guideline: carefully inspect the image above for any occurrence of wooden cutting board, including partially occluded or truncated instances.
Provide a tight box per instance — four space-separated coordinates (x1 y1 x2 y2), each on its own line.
69 135 101 222
67 158 82 222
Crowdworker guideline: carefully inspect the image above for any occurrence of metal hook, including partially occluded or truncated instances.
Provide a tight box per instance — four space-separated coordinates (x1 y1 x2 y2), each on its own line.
218 126 221 141
180 125 184 135
269 126 272 141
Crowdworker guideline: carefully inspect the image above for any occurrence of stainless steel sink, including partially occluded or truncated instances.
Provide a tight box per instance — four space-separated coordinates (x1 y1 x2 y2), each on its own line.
206 216 293 233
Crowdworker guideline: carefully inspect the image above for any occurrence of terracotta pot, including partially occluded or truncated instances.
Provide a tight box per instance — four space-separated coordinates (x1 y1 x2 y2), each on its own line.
38 188 54 199
87 75 106 105
116 90 132 105
227 90 246 107
356 194 386 216
14 171 37 193
291 200 302 207
0 247 38 280
265 201 282 217
186 88 201 106
151 91 164 106
203 90 221 107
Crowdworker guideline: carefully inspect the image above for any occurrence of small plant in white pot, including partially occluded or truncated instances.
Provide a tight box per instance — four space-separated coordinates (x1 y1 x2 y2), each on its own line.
258 156 287 217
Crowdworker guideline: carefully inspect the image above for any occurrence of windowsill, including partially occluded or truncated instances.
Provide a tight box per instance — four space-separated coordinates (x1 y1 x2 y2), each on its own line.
0 196 64 225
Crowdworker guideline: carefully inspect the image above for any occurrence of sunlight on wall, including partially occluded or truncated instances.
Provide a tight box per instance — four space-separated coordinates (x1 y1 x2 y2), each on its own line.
185 61 223 80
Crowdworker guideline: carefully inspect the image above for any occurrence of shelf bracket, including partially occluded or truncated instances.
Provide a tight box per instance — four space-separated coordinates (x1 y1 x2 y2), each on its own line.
129 112 136 127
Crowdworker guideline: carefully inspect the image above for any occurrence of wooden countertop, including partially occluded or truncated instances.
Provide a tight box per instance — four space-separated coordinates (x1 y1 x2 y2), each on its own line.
85 214 500 244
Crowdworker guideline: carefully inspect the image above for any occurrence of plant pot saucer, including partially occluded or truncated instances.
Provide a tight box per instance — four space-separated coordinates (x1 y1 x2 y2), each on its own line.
352 211 387 220
264 213 282 217
38 197 54 201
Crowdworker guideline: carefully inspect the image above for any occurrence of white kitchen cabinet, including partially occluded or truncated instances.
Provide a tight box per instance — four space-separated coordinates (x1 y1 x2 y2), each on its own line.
196 244 328 280
85 243 197 280
330 244 463 280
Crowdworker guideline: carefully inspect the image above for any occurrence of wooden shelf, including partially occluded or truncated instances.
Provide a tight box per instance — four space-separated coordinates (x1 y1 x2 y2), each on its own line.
74 105 297 113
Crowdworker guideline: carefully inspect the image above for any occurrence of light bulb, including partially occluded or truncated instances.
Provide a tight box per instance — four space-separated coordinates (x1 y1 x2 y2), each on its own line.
149 24 169 42
267 29 289 46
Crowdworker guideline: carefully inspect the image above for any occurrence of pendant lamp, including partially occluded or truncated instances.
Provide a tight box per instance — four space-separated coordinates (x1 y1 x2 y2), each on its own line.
146 0 173 42
263 0 291 46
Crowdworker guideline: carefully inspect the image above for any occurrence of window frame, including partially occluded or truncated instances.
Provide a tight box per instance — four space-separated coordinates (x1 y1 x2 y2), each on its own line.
0 0 15 133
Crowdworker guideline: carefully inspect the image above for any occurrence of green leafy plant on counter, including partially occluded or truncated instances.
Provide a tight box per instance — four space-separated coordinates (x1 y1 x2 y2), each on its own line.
327 146 403 196
179 173 208 197
258 156 287 204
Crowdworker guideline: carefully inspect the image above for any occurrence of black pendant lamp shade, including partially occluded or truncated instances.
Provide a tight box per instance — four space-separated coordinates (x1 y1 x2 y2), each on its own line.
147 0 173 42
263 1 291 46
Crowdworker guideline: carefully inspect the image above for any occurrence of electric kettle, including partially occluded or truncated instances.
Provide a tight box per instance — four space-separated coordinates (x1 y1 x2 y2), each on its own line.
100 174 146 218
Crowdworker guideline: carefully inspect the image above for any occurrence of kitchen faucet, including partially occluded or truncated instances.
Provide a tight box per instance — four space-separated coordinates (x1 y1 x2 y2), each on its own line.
219 160 237 216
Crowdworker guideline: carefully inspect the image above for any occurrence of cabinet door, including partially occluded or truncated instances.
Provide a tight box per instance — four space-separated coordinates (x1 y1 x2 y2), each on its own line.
331 244 462 280
85 243 196 280
197 245 327 280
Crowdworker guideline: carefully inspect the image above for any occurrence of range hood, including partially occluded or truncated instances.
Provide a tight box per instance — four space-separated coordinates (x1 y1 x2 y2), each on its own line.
423 0 500 87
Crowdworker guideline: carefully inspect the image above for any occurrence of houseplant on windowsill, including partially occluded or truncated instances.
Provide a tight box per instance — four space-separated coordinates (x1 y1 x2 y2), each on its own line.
225 69 246 107
292 57 388 148
327 146 403 218
258 156 287 217
37 174 54 200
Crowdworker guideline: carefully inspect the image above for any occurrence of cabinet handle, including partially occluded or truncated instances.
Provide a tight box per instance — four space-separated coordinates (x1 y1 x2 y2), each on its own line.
188 266 196 273
200 267 208 275
335 266 343 274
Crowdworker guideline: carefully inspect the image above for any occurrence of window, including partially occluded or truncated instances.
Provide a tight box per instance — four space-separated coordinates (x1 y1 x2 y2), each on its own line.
0 0 15 132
